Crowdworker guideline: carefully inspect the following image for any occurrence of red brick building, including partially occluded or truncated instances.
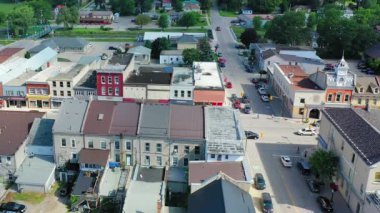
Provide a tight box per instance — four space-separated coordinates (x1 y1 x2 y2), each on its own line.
96 69 124 101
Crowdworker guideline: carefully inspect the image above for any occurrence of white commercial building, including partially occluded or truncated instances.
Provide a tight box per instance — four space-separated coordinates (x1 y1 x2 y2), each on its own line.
170 67 194 104
159 50 184 65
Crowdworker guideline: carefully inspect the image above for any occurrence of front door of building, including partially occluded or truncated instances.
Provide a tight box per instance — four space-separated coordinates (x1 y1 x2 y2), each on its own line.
126 155 131 166
37 100 42 108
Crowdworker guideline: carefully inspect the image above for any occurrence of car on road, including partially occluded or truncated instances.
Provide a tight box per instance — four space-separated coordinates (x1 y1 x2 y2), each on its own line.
245 131 259 139
255 173 266 190
306 179 320 193
243 105 252 114
226 82 232 88
235 43 246 49
280 155 292 167
297 128 316 136
261 193 274 213
297 160 311 175
258 87 268 95
233 100 242 109
317 196 333 212
261 95 270 102
217 52 222 57
216 26 221 31
242 95 250 103
0 202 26 213
108 46 118 50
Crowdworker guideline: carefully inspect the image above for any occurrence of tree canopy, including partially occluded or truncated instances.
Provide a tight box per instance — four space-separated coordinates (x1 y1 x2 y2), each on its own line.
248 0 282 13
27 0 52 22
8 5 35 36
151 37 171 59
200 0 212 10
158 14 170 30
56 6 79 29
309 149 338 183
172 0 183 12
183 48 201 65
198 38 214 61
111 0 135 15
265 11 309 45
135 14 151 28
240 28 259 47
179 12 200 28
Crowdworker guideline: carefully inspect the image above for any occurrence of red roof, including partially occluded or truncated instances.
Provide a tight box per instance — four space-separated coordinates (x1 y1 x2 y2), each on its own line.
193 90 225 104
278 65 320 91
78 149 110 167
170 105 204 139
189 161 246 184
0 48 23 64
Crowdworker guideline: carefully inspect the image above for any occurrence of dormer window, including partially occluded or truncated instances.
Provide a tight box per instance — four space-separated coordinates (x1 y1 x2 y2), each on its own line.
374 88 379 94
359 87 364 93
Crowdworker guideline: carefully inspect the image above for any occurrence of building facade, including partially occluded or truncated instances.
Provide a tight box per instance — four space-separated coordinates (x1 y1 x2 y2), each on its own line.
351 76 380 110
96 69 124 102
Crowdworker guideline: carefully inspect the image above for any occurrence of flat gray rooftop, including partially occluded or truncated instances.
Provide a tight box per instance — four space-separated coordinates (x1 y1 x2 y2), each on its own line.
15 156 55 186
48 64 86 81
205 107 245 155
138 104 170 137
171 67 193 86
29 118 54 146
5 71 38 86
53 100 88 134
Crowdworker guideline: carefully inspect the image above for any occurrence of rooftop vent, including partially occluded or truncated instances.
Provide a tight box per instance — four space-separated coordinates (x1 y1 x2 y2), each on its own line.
288 73 294 79
98 113 104 120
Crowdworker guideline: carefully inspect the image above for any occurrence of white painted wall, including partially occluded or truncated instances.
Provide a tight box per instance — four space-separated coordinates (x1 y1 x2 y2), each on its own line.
123 86 146 100
206 153 244 162
147 85 170 100
169 85 194 101
160 55 184 65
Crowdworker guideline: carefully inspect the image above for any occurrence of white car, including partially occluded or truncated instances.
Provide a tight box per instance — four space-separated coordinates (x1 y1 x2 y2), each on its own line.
258 88 268 95
281 156 292 167
261 95 269 102
297 128 316 136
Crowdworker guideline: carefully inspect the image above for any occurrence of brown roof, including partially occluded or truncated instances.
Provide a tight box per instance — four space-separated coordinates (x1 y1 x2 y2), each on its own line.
0 48 23 63
109 102 140 136
278 65 320 91
82 101 116 135
189 161 246 184
170 105 204 140
0 111 44 155
78 149 109 167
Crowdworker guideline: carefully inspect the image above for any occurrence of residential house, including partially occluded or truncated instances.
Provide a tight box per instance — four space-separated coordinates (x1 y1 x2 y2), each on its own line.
238 14 274 28
127 46 151 64
188 161 253 193
271 64 325 119
82 101 140 166
169 105 205 167
319 108 380 213
188 178 255 213
352 77 380 110
26 118 55 156
96 68 124 102
143 32 207 42
204 107 245 162
0 111 44 181
162 0 172 10
193 62 225 105
48 64 91 108
240 8 253 15
79 11 114 24
31 37 90 53
136 104 170 167
249 43 276 70
309 56 355 108
53 100 89 167
176 34 198 50
0 48 25 64
170 67 194 104
159 50 184 65
183 0 201 12
123 66 172 102
26 62 75 109
73 70 98 100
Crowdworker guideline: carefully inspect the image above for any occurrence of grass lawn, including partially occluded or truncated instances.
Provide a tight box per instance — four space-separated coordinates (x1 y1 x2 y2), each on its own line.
0 39 17 45
0 2 18 15
8 192 45 204
219 10 238 17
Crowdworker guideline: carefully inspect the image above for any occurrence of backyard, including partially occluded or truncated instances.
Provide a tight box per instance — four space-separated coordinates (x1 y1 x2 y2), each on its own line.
219 10 238 17
231 26 266 41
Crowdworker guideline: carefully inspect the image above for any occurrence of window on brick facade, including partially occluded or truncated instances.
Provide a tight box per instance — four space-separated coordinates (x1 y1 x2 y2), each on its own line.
108 87 113 95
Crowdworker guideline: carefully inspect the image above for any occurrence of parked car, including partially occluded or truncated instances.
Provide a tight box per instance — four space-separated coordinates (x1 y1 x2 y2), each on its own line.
297 160 311 175
255 173 266 190
306 179 320 193
0 202 26 213
226 82 232 88
233 100 242 109
242 95 250 103
108 46 118 50
245 131 259 139
317 196 333 212
217 52 223 57
252 78 259 84
258 87 268 95
243 105 252 114
367 69 375 75
280 155 292 167
261 95 270 102
297 128 316 136
235 43 246 49
216 26 221 31
261 193 274 213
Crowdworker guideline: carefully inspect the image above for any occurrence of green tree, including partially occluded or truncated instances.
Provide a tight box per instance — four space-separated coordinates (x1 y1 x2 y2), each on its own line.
172 0 183 12
198 38 214 61
135 14 151 29
158 14 170 30
144 40 152 48
309 149 338 183
27 0 53 21
362 0 378 8
0 11 6 25
265 11 309 45
56 6 79 29
249 0 282 13
307 12 318 30
24 51 31 59
7 5 35 36
120 0 136 16
142 0 154 12
240 28 259 47
225 0 242 12
200 0 212 10
151 37 171 59
280 0 290 12
253 16 262 29
183 48 201 65
179 12 200 28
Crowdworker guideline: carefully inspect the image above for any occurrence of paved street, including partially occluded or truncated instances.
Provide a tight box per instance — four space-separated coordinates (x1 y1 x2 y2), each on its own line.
210 4 352 213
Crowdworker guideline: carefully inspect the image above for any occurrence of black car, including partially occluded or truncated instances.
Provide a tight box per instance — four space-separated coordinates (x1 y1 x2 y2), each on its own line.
108 46 118 50
306 179 320 193
255 173 266 190
317 196 333 212
262 192 274 213
242 95 250 103
0 202 26 212
245 131 259 139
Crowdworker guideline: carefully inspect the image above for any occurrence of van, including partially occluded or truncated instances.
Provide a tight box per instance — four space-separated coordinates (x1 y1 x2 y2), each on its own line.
297 160 311 175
